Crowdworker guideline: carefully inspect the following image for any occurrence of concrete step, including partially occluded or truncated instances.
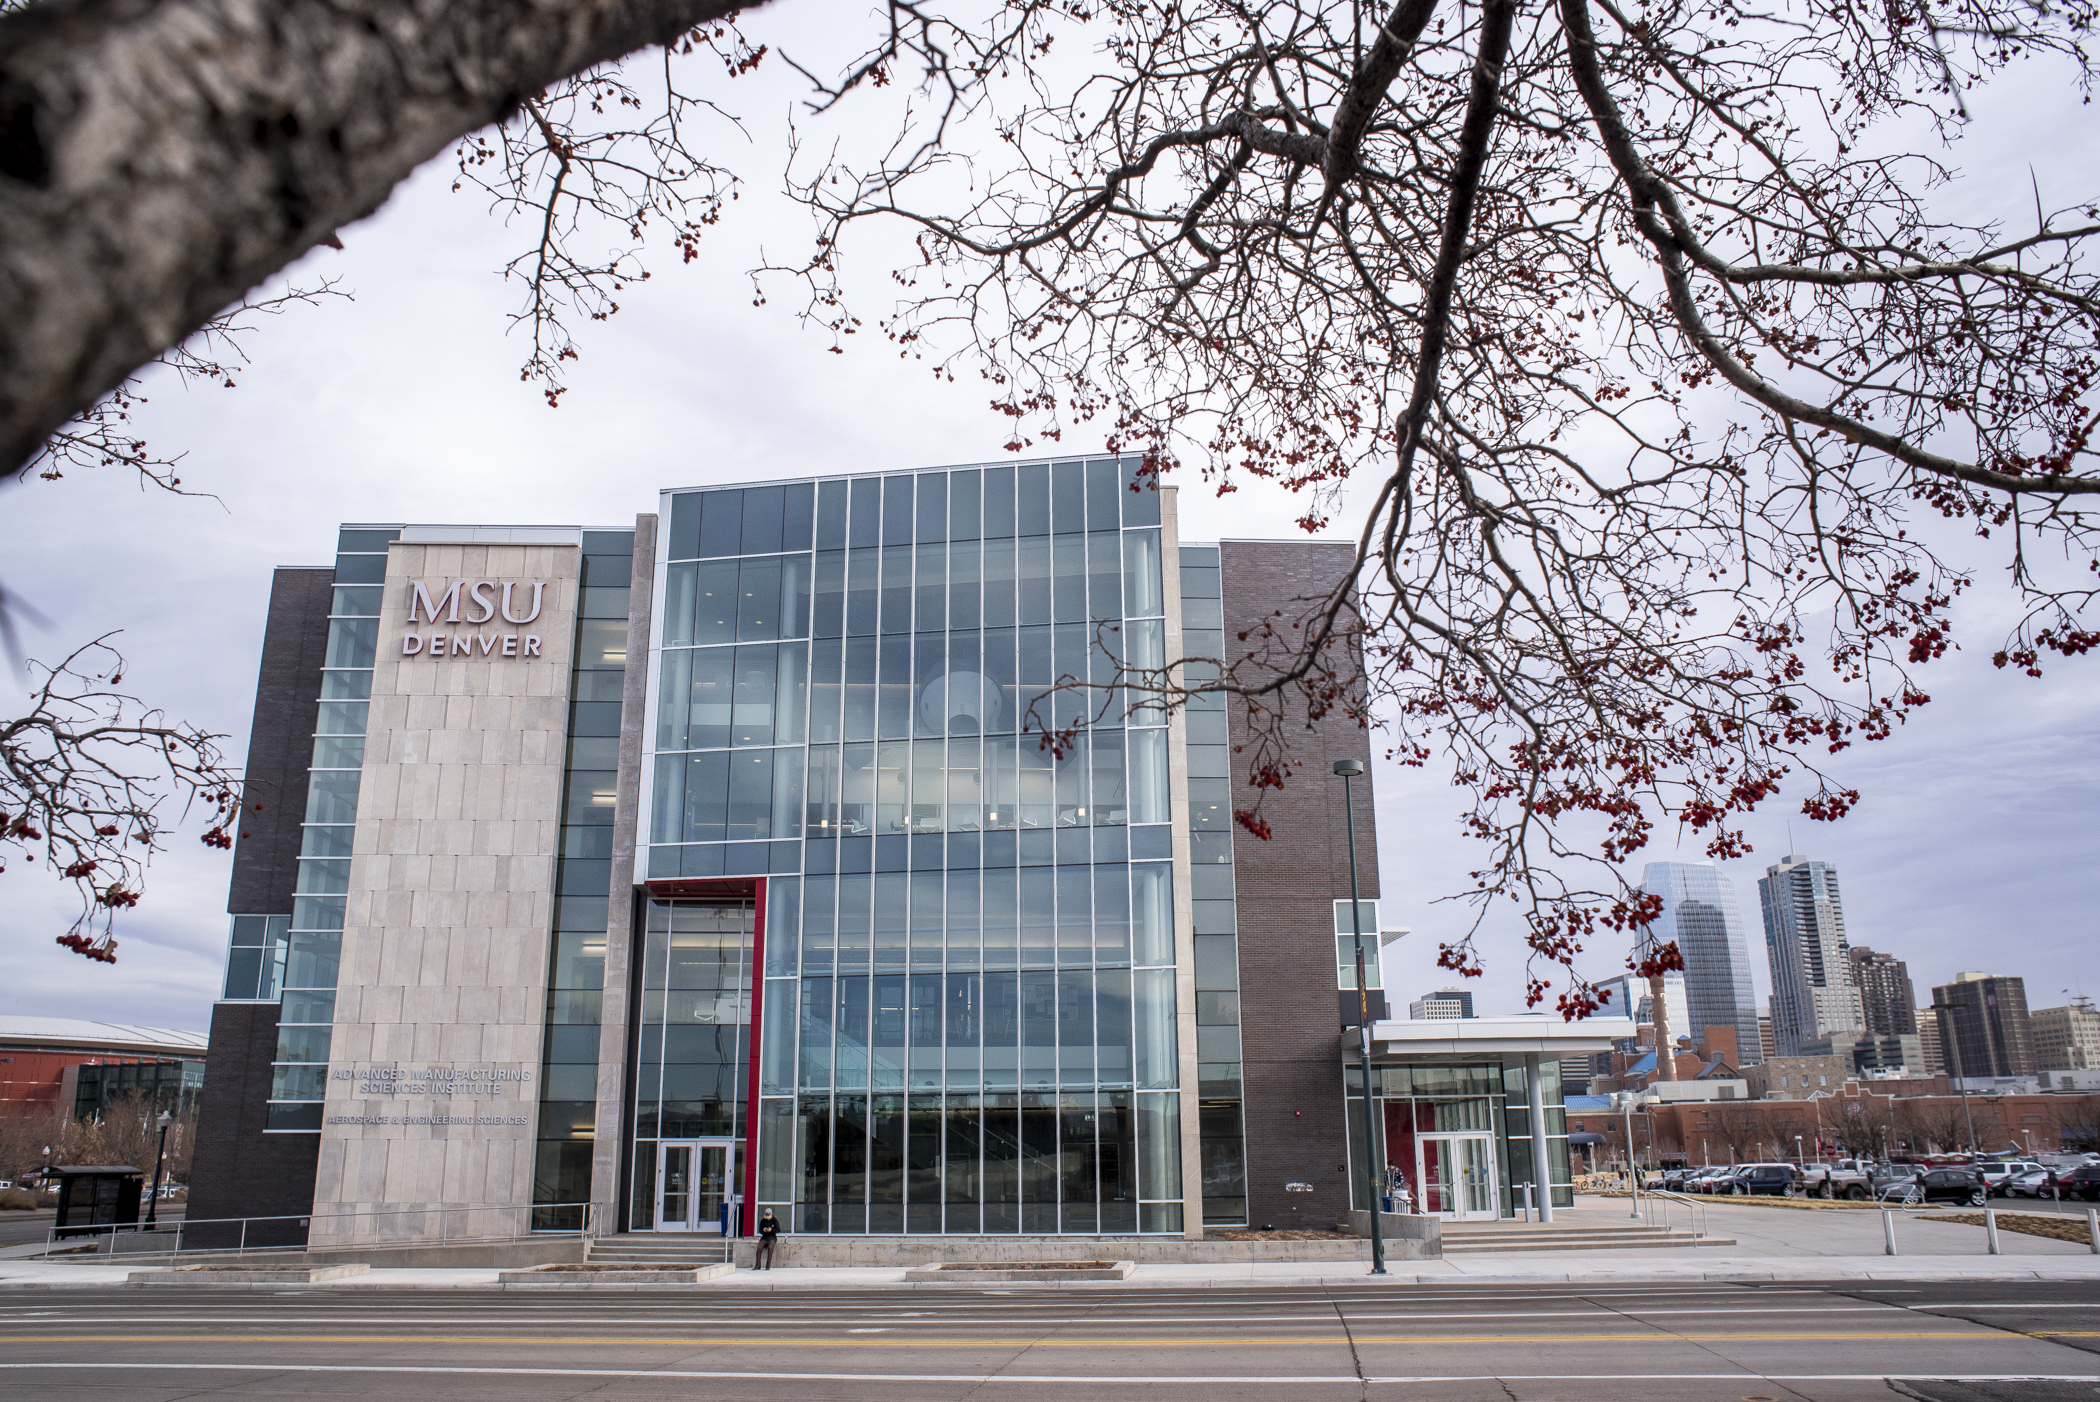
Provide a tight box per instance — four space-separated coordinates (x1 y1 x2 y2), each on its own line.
587 1236 733 1266
1443 1221 1679 1233
1444 1237 1733 1253
1443 1226 1675 1239
1441 1228 1733 1253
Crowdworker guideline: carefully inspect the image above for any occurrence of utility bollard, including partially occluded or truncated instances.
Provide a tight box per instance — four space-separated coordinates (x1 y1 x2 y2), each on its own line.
1984 1204 2001 1255
1882 1207 1898 1256
2087 1206 2099 1255
1522 1183 1535 1223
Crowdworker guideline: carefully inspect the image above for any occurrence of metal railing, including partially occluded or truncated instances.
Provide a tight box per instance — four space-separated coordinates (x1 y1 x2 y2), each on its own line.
1632 1189 1708 1241
40 1201 594 1262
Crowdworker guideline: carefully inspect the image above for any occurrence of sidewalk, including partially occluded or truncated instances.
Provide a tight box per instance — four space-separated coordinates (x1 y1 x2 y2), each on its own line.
4 1199 2093 1290
3 1255 2099 1289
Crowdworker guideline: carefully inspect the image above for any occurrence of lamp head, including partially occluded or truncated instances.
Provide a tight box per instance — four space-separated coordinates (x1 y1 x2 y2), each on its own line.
1331 759 1365 777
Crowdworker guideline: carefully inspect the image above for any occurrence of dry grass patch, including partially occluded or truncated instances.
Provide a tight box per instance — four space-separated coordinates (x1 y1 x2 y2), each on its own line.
1920 1211 2099 1245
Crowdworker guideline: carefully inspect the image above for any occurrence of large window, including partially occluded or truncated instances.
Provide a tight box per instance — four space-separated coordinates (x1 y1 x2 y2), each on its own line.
261 528 395 1132
649 460 1188 1233
534 531 635 1231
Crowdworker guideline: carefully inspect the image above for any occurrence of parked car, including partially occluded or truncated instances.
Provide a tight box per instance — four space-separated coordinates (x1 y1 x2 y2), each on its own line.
1871 1163 1917 1194
2004 1168 2067 1199
1884 1167 1989 1206
1979 1160 2045 1196
1799 1158 1875 1200
1682 1167 1727 1194
1716 1163 1800 1197
2057 1164 2100 1202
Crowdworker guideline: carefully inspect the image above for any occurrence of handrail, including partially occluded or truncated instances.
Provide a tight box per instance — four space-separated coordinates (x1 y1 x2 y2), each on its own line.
1635 1189 1707 1240
42 1201 595 1262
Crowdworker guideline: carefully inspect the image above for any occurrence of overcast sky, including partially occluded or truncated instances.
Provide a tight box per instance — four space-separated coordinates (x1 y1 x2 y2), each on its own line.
2 14 2095 1036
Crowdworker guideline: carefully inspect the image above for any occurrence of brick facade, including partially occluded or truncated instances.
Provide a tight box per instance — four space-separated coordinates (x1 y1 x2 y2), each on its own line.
184 1003 320 1241
228 567 335 912
187 565 334 1236
1219 540 1379 1231
1616 1089 2100 1163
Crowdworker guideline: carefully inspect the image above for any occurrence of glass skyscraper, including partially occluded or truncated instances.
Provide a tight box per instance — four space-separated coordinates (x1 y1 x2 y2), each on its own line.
1758 853 1866 1058
1639 861 1763 1066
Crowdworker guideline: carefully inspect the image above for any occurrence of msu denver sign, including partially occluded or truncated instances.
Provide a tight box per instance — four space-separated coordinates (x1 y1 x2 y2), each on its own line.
399 580 549 659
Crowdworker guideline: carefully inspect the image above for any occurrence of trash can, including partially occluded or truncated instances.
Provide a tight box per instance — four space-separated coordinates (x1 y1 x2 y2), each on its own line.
52 1165 144 1239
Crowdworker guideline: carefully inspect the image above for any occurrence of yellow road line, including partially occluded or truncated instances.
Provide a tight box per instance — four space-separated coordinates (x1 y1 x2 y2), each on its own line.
0 1330 2006 1348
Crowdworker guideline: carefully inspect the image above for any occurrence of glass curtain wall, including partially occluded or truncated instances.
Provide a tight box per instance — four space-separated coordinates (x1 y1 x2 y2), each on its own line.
653 459 1186 1233
259 527 395 1130
1498 1059 1572 1212
1343 1062 1572 1216
628 898 756 1229
73 1060 205 1120
1177 547 1249 1226
650 483 814 879
533 531 636 1229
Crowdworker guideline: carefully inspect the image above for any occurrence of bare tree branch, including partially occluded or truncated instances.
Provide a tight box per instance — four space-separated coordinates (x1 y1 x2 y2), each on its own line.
1 637 239 962
0 0 776 475
767 0 2100 1010
15 280 350 492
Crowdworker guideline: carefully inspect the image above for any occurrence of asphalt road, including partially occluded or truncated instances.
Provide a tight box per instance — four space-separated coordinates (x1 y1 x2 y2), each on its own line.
2 1280 2098 1400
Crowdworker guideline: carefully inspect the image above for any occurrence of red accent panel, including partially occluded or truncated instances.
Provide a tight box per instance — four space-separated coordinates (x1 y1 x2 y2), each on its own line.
1385 1099 1420 1210
742 878 768 1237
644 876 760 900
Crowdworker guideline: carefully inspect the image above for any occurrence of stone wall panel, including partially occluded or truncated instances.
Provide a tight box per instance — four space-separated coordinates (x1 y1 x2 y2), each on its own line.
313 540 577 1242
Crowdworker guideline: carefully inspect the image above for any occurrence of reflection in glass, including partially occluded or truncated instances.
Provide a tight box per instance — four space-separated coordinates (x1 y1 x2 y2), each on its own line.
651 466 1204 1235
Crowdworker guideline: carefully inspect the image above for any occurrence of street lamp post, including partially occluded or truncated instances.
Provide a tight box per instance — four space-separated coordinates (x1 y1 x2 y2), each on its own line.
1615 1092 1642 1220
1333 758 1384 1276
145 1111 172 1230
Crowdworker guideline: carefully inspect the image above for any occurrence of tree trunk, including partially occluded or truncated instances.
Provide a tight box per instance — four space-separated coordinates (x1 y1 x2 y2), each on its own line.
0 0 769 474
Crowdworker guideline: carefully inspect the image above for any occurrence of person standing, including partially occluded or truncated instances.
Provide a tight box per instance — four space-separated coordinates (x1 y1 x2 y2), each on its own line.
755 1208 780 1270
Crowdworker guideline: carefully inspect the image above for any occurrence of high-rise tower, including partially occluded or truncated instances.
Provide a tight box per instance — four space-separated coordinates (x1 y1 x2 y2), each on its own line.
1932 973 2037 1079
2032 999 2100 1071
1757 854 1865 1057
1848 946 1918 1037
1639 862 1763 1066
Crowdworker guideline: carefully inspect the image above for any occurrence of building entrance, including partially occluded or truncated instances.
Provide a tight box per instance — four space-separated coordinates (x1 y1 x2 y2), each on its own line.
1416 1134 1497 1219
654 1139 740 1232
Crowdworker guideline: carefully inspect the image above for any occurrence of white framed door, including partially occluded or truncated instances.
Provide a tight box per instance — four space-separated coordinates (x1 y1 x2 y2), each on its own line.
1417 1133 1498 1220
654 1140 739 1232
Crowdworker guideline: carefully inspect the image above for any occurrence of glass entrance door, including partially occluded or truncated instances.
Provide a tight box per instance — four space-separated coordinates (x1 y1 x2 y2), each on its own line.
1417 1134 1497 1219
654 1140 739 1232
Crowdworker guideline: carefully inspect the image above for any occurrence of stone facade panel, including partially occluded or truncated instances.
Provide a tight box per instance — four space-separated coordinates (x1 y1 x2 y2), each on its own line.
313 540 576 1244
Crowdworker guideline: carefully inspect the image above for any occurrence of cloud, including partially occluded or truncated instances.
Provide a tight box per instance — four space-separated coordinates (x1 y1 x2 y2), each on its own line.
1 17 2094 1036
